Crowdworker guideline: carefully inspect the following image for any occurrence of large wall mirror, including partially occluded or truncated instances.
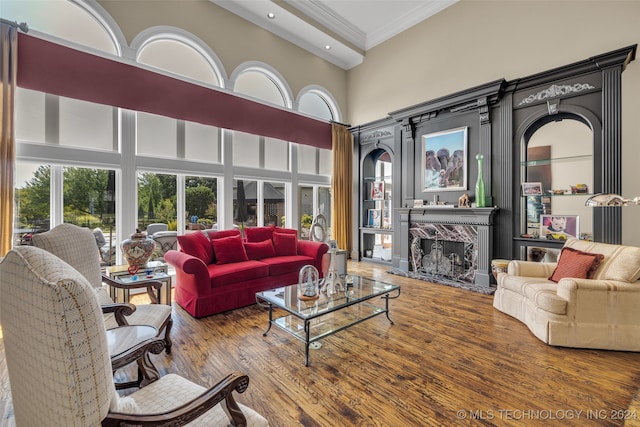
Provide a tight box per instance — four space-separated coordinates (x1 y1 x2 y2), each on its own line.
522 115 593 259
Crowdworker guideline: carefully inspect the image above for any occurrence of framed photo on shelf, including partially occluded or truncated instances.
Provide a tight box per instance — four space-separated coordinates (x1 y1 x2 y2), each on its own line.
382 209 391 229
367 209 381 228
422 126 467 192
371 181 385 200
540 214 579 240
522 182 543 196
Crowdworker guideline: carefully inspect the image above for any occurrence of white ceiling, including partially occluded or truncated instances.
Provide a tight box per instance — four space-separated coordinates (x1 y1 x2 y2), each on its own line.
210 0 458 70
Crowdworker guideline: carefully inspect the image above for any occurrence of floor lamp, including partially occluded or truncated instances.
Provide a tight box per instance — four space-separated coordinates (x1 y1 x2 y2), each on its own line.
585 194 640 207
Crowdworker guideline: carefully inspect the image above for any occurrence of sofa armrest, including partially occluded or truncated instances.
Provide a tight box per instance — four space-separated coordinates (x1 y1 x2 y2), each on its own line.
297 241 329 274
164 250 206 273
164 250 210 295
507 260 557 278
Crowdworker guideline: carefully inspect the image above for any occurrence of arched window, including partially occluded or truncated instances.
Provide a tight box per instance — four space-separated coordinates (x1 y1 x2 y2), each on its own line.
133 28 225 164
2 0 122 54
231 63 292 171
134 28 224 87
12 0 124 249
233 67 290 107
297 86 339 176
298 91 335 122
9 1 122 150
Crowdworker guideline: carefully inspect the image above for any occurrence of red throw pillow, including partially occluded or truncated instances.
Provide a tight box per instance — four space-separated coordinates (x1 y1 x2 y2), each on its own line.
274 227 298 236
244 239 276 260
272 232 298 256
206 229 241 241
211 235 248 265
549 247 605 283
177 231 213 264
245 226 276 243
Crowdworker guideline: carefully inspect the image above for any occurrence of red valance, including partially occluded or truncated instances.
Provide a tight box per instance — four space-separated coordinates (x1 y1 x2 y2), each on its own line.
16 33 332 149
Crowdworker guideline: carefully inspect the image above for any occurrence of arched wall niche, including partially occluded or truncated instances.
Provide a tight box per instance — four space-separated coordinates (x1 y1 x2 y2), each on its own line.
516 111 598 259
500 45 636 259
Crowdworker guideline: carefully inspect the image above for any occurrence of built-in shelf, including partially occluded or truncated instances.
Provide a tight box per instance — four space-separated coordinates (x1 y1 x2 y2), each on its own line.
520 154 592 167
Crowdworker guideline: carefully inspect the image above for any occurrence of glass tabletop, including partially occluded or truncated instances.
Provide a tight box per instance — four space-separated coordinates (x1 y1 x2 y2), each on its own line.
257 275 399 320
117 272 170 285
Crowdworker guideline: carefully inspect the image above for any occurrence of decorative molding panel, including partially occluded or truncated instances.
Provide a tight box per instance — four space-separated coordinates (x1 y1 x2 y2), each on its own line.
517 83 596 106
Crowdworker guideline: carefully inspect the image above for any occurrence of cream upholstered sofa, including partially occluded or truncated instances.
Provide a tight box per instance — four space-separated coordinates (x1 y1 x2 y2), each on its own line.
493 238 640 351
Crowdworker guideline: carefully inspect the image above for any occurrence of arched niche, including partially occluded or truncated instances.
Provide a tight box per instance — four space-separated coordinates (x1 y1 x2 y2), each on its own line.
518 114 596 260
352 117 401 264
359 146 394 260
502 45 636 260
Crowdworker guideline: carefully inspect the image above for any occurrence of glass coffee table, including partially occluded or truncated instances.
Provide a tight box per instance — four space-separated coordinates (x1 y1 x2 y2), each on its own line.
256 276 400 366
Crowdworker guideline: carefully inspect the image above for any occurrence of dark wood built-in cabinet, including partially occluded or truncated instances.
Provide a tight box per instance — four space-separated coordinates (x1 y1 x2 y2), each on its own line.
351 118 401 266
351 45 636 287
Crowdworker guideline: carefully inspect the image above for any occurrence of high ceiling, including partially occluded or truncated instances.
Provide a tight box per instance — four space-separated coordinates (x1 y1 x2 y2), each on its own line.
210 0 458 70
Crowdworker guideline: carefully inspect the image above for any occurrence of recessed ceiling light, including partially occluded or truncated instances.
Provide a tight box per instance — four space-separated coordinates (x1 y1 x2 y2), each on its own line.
267 12 276 19
324 45 331 50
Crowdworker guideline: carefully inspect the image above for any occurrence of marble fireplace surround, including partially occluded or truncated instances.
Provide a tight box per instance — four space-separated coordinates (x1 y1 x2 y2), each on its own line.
396 207 497 292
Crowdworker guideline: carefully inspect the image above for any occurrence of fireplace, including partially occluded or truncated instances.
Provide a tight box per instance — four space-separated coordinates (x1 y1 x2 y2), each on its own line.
397 207 498 292
411 224 476 285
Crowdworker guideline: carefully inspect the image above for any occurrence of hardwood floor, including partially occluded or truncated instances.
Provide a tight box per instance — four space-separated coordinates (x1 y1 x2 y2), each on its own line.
3 260 640 426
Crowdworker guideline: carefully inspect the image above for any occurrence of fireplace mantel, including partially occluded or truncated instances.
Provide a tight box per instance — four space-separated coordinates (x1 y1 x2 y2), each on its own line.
397 207 498 288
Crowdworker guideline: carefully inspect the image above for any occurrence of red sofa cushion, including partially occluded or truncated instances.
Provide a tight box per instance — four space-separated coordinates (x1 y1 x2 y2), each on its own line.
549 247 604 282
244 239 276 260
273 232 297 256
208 260 269 287
177 231 212 264
274 227 297 235
261 255 315 276
206 229 241 240
245 225 275 242
212 235 248 264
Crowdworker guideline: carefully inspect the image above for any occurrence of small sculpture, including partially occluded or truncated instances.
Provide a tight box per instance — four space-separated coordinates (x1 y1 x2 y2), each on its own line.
320 240 344 296
458 193 470 208
297 265 320 301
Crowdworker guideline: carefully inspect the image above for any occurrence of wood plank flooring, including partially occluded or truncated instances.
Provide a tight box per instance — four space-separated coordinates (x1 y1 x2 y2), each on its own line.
3 260 640 426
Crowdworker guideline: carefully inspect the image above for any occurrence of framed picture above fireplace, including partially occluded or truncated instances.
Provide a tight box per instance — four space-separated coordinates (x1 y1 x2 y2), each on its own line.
422 127 467 192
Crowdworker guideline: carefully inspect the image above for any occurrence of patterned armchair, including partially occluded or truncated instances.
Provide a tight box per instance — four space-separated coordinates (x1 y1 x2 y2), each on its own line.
0 246 268 426
146 222 168 236
31 223 173 353
150 230 178 261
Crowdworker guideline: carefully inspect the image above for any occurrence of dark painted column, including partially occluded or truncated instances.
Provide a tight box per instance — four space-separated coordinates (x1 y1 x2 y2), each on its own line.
596 64 624 244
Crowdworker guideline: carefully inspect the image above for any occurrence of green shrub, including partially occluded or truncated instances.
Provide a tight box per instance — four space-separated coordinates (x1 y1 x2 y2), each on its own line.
301 214 313 229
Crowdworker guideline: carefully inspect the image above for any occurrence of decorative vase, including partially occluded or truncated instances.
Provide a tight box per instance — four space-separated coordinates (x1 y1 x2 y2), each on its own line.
120 230 155 270
475 153 486 208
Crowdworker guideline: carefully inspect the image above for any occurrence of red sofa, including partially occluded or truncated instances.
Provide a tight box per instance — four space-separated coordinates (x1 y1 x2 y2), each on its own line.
165 226 328 318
